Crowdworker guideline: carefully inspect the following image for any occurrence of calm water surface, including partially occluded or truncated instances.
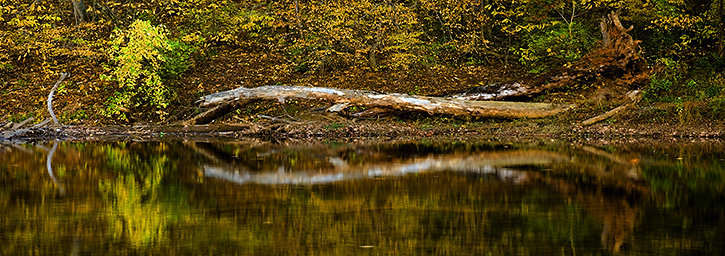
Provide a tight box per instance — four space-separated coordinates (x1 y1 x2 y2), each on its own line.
1 140 724 255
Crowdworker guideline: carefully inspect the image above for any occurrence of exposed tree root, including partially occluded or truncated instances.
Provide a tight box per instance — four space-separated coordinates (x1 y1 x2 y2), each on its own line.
452 12 648 101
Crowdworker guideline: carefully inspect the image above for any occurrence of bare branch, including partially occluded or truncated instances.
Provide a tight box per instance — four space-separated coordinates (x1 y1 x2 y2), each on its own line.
47 73 69 126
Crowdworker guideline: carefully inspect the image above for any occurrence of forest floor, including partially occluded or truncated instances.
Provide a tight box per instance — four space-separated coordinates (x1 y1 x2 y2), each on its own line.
2 48 724 144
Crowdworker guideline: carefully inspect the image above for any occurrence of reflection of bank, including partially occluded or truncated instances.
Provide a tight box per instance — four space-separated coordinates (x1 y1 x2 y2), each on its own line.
533 145 646 254
192 142 647 254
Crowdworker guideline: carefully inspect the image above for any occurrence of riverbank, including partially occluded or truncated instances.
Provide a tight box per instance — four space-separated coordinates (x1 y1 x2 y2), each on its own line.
3 114 723 146
2 49 722 144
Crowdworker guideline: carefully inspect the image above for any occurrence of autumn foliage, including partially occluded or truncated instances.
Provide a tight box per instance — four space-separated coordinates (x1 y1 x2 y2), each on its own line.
1 0 724 123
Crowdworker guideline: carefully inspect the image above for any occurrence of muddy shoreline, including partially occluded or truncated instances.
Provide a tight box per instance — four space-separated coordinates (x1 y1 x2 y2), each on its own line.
3 117 723 146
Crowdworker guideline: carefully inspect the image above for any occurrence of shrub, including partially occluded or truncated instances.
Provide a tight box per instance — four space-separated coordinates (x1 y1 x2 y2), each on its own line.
103 19 197 121
710 96 725 119
643 57 685 102
513 21 598 72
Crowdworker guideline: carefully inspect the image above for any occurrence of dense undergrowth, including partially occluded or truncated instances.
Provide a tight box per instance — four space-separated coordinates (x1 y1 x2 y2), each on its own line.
0 0 723 125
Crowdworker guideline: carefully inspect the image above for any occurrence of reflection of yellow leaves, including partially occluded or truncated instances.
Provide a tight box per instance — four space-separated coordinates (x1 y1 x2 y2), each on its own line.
103 176 168 247
99 149 173 247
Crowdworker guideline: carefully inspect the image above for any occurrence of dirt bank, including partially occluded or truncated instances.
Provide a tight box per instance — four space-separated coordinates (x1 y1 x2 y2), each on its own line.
3 112 723 147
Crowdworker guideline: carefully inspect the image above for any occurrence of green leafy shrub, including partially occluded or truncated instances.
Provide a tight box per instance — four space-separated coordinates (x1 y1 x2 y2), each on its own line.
513 22 597 72
161 40 198 79
644 57 684 102
103 19 198 121
645 56 725 104
646 76 675 101
710 96 725 119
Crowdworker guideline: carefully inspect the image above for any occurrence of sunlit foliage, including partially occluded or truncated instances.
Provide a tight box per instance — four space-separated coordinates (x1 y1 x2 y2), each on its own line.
102 19 198 120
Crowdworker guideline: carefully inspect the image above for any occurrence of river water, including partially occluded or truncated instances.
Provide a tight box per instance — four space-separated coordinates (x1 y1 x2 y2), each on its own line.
1 140 724 255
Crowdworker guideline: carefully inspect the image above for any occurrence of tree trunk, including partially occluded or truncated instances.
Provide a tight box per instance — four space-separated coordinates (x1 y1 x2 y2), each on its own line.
295 0 303 37
72 0 88 24
719 0 724 57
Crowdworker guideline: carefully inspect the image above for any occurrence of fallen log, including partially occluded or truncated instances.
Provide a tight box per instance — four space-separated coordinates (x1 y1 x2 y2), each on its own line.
189 12 645 124
195 85 573 122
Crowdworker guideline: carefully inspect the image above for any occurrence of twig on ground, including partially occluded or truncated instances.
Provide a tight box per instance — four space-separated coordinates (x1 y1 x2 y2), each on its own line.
257 115 301 124
280 104 301 122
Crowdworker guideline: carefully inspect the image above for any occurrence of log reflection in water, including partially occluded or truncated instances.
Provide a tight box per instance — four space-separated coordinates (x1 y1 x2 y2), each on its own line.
196 142 649 253
202 150 566 184
528 144 647 254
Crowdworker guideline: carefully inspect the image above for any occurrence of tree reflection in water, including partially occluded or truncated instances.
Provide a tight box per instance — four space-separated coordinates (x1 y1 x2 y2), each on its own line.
0 141 723 255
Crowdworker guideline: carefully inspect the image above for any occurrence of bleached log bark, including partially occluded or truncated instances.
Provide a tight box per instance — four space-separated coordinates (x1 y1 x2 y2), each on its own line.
197 85 573 121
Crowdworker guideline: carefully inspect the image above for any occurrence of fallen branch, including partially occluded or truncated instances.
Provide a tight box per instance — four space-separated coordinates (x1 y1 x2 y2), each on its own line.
2 73 67 141
1 117 33 140
179 100 252 125
581 90 642 126
32 118 52 128
195 85 573 122
47 73 69 126
257 114 301 124
11 117 34 130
